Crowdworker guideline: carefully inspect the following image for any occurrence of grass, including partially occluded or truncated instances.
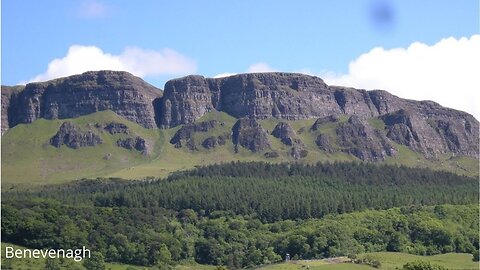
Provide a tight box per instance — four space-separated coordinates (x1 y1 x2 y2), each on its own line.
1 111 163 188
2 110 478 187
357 252 478 269
367 117 386 131
256 252 478 270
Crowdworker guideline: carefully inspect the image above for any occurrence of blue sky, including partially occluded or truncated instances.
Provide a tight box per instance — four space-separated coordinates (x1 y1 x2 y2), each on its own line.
2 0 479 117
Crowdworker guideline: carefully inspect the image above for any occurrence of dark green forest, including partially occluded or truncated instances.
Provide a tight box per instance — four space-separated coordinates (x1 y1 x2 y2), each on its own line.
2 162 479 268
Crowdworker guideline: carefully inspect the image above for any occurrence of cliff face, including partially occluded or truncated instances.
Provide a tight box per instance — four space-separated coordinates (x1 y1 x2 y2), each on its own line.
158 73 478 159
1 86 24 134
1 71 162 133
2 71 478 159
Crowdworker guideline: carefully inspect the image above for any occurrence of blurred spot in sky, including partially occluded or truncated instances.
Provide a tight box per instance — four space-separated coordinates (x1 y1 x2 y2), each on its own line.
368 0 396 35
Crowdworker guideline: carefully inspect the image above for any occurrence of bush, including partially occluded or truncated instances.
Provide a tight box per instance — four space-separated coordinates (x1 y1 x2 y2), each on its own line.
402 261 447 270
472 249 479 261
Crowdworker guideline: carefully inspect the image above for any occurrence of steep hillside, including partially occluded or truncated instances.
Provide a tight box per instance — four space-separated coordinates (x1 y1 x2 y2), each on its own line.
1 70 162 134
2 111 478 186
158 73 478 159
1 71 478 185
1 111 164 186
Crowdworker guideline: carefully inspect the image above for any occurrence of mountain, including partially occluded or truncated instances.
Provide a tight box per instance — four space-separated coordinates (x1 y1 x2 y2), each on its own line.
1 70 162 133
1 71 478 185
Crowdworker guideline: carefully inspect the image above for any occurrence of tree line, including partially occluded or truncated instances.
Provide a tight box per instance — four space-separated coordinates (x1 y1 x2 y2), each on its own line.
2 162 478 268
10 162 477 222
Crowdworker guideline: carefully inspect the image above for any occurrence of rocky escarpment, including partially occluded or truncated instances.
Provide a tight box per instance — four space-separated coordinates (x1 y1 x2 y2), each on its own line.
1 86 24 134
380 109 478 158
232 118 271 153
158 73 478 159
336 116 396 161
1 71 162 134
3 71 478 159
50 122 103 149
158 73 385 128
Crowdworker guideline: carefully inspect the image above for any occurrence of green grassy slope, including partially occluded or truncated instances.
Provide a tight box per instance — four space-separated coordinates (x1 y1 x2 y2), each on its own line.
2 110 478 186
1 111 163 187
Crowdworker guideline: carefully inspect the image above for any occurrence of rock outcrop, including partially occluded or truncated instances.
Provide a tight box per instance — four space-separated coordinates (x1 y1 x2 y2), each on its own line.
1 71 161 133
232 118 271 153
50 122 103 149
315 133 335 153
380 109 478 158
271 122 307 159
310 115 338 131
336 116 396 161
103 122 130 134
271 122 303 146
117 137 148 153
201 134 229 149
290 146 308 159
170 120 219 150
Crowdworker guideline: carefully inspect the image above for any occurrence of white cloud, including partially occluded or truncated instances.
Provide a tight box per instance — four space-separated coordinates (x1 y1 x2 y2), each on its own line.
321 35 480 119
26 45 197 83
246 62 276 73
213 73 237 78
213 62 277 78
78 0 109 18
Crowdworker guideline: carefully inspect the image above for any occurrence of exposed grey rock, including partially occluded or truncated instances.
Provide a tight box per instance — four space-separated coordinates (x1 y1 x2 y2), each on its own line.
201 134 229 149
310 115 338 131
264 151 279 158
290 146 308 160
170 120 219 150
380 109 479 158
271 122 307 159
103 122 129 134
202 136 218 149
271 122 303 146
315 133 335 153
2 71 161 132
232 118 271 153
1 85 24 134
116 137 147 153
336 116 396 161
50 122 103 149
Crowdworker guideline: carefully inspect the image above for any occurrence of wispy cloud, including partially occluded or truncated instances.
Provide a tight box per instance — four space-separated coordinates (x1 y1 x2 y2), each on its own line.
77 0 110 19
24 45 197 83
